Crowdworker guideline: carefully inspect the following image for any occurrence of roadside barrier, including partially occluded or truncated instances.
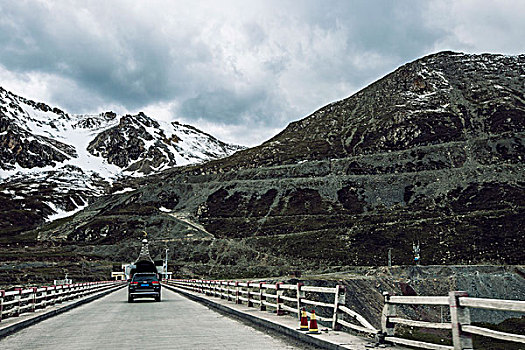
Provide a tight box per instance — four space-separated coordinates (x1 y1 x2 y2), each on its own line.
381 291 525 350
0 281 125 322
163 279 378 336
165 279 525 349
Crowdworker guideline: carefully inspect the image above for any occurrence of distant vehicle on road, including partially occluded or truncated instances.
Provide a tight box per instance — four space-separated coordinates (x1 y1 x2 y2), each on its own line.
128 272 161 302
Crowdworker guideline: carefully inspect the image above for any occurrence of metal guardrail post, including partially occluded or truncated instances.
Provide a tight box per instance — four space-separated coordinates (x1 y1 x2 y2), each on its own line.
449 291 473 350
381 292 395 340
296 282 304 320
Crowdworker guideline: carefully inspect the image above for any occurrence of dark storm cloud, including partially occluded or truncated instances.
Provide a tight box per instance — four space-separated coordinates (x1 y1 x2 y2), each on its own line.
0 1 211 110
181 89 266 124
180 86 289 127
0 0 523 146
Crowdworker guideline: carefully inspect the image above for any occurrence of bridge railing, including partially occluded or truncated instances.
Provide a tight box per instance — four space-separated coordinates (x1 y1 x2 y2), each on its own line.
382 291 525 350
0 281 125 322
164 279 378 335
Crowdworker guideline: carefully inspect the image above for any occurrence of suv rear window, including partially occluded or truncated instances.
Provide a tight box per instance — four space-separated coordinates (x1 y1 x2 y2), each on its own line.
132 275 158 282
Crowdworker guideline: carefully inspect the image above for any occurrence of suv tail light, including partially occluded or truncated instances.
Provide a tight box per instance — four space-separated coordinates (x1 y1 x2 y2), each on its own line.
152 281 159 284
130 282 138 285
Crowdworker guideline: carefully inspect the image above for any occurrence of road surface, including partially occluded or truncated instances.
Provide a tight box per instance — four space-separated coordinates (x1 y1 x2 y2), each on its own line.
1 287 316 350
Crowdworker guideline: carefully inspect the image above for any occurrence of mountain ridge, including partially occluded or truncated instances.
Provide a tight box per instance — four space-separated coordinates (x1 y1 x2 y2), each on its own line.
0 87 244 235
2 51 524 281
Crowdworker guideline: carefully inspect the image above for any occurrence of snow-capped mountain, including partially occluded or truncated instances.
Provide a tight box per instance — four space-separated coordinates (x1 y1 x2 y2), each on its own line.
0 86 244 228
0 87 243 177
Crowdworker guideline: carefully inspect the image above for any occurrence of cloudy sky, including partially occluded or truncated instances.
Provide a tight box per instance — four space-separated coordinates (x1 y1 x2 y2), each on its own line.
1 0 524 146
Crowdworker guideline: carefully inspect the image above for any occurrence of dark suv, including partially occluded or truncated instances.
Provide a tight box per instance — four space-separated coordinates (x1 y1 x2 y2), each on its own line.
128 273 161 302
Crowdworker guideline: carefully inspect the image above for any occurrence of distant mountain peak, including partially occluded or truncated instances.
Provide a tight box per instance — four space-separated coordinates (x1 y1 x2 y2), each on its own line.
1 88 244 177
0 87 244 226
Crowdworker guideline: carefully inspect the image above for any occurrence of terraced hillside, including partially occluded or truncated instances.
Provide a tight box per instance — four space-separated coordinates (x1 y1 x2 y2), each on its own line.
28 51 525 277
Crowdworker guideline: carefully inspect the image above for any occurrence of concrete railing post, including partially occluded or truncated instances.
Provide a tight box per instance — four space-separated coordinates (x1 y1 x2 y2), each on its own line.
259 282 266 311
381 292 396 340
14 288 22 316
42 287 48 308
50 286 56 305
0 290 4 322
247 282 253 307
31 287 38 312
296 282 304 320
57 286 64 304
332 285 343 330
449 291 473 350
235 282 240 304
276 283 284 316
227 281 232 302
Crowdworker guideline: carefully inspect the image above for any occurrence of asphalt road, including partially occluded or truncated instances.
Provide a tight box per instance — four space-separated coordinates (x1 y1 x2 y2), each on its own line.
0 287 313 350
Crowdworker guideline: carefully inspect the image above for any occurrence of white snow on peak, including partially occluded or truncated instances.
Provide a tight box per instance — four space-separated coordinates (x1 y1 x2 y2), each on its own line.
1 87 243 221
45 201 88 222
1 89 240 181
112 187 136 195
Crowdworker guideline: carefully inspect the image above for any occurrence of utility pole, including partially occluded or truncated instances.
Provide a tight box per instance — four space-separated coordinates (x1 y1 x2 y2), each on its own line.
413 241 420 265
387 248 392 268
164 248 169 279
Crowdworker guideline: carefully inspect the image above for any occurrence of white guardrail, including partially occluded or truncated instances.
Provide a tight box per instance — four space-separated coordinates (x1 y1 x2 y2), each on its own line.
382 291 525 350
0 281 125 322
164 280 524 349
164 279 378 335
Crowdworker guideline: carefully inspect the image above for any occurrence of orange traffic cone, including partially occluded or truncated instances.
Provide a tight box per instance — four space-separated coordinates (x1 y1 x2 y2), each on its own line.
298 307 308 331
308 310 320 334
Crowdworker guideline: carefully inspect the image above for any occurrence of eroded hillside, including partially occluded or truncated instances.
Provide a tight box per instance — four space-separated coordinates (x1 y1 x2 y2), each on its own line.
20 51 525 277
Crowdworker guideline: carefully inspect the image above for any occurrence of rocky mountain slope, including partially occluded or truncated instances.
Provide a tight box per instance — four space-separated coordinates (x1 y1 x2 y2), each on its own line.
0 87 243 239
7 51 525 279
